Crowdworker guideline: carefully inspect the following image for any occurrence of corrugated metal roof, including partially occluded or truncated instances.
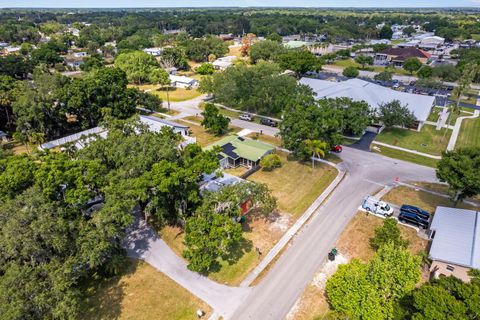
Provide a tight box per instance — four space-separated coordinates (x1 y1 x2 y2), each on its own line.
299 77 435 123
429 206 480 268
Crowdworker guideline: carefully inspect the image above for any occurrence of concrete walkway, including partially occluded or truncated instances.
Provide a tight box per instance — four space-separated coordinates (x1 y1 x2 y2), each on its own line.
239 161 346 287
372 141 441 159
446 109 480 151
123 214 251 318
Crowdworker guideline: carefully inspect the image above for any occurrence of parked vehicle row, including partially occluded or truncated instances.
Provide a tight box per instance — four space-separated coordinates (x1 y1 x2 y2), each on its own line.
239 113 279 127
361 197 431 229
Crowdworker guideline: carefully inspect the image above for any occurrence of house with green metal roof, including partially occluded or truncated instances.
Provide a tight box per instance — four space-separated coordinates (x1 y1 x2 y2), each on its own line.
206 135 275 168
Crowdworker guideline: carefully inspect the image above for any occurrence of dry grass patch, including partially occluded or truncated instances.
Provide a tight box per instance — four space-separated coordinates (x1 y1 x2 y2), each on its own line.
223 166 249 177
382 186 479 213
159 225 185 258
291 212 428 320
248 152 338 218
81 259 211 320
246 132 283 147
176 121 240 147
336 213 428 262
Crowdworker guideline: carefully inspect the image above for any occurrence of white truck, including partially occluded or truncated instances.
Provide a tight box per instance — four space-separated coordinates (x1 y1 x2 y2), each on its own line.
362 196 394 217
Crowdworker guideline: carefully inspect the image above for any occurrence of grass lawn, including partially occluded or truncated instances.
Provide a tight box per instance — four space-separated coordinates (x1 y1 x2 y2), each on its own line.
81 259 210 320
382 186 479 213
457 116 480 149
372 144 439 168
246 132 283 147
375 126 451 156
427 107 470 124
176 120 240 147
248 151 338 218
228 45 243 58
160 219 284 286
133 84 202 102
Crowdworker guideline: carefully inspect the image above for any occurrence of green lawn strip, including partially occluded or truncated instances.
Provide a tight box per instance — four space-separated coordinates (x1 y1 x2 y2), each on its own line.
456 116 480 149
375 126 450 156
372 144 439 168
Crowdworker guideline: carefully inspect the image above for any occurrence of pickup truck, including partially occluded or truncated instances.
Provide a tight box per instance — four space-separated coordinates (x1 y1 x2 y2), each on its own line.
362 196 394 217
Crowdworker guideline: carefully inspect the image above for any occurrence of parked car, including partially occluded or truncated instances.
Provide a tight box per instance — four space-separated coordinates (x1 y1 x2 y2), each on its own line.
239 113 253 121
331 145 342 153
362 196 394 217
260 118 278 127
400 204 430 220
398 211 429 229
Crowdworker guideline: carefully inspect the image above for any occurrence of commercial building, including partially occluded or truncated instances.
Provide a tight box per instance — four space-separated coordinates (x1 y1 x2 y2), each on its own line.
299 77 435 131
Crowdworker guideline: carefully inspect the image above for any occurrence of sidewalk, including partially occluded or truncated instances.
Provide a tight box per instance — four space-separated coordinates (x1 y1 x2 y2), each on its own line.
372 141 441 159
239 160 346 287
446 108 479 151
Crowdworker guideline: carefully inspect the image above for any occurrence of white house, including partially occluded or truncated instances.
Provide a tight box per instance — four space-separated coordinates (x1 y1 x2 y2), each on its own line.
299 77 435 131
369 39 392 45
169 75 199 89
143 47 163 56
39 115 195 150
212 56 236 70
73 51 88 58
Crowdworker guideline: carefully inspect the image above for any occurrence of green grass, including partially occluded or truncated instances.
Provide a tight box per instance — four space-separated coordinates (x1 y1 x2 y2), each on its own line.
457 116 480 149
375 126 451 156
372 144 439 168
207 238 257 285
427 107 470 124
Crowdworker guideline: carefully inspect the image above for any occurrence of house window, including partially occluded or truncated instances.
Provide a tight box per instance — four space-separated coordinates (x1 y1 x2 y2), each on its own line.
446 265 455 272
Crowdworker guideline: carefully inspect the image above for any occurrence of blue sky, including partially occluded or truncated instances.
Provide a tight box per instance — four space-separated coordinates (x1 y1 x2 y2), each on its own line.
2 0 480 8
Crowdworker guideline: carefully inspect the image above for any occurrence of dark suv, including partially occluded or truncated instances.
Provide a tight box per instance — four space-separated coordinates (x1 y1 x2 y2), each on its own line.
260 118 278 127
400 205 430 220
398 211 429 229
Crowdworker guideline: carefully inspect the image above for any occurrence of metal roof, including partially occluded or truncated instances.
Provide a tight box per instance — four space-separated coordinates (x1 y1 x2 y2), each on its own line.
299 77 435 123
206 135 274 162
429 206 480 269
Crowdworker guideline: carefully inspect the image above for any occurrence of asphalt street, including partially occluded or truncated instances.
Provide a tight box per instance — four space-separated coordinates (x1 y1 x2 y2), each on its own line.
230 147 438 320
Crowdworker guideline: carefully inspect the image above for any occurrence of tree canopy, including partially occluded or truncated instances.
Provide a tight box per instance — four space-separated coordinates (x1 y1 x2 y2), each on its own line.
436 148 480 203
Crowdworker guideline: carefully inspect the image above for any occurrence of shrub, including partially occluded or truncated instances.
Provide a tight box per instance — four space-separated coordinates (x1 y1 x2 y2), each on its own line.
260 154 282 171
343 66 359 78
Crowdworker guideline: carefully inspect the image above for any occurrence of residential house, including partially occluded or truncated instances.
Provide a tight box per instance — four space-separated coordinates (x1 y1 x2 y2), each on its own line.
67 27 80 37
429 206 480 282
39 115 195 150
64 55 85 69
212 56 236 70
375 47 431 67
143 47 163 56
1 46 21 55
0 131 9 142
73 51 88 58
169 75 199 89
369 39 392 45
206 135 275 169
299 77 435 131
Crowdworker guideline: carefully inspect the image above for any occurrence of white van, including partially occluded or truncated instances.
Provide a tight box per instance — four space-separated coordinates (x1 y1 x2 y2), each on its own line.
362 196 394 217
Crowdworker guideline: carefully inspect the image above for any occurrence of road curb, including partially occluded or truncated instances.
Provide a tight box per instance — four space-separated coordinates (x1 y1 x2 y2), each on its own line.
239 163 347 287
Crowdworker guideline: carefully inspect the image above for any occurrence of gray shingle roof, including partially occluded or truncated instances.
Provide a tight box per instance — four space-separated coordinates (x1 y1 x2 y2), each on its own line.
429 206 480 269
299 77 435 123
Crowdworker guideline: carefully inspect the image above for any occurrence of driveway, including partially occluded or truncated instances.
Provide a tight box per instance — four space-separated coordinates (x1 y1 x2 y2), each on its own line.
349 132 377 151
123 214 251 317
230 147 438 320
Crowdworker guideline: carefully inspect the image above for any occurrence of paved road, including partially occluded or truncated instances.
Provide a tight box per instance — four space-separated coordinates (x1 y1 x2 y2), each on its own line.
230 147 438 320
349 132 377 151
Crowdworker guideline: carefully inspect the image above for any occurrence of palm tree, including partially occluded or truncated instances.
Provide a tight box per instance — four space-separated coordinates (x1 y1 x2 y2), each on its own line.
304 139 328 169
443 63 478 140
